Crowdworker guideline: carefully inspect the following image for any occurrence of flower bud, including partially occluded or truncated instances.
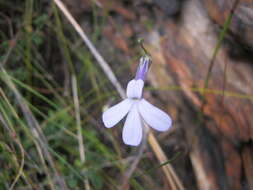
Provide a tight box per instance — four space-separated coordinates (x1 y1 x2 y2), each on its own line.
135 55 151 81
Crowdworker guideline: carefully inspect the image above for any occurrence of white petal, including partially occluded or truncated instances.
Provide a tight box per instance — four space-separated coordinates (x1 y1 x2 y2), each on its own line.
122 104 143 146
126 79 144 99
138 99 172 131
102 99 134 128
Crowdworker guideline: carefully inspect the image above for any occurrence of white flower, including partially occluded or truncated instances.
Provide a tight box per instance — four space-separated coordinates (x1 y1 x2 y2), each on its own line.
102 79 172 146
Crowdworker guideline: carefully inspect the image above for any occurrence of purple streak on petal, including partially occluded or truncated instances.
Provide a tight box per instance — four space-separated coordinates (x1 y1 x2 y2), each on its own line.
135 55 151 81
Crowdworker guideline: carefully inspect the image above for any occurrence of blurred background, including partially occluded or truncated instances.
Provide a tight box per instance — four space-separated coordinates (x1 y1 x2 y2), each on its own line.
0 0 253 189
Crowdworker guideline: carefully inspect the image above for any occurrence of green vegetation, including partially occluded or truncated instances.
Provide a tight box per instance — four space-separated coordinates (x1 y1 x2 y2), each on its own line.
0 0 244 189
0 1 135 189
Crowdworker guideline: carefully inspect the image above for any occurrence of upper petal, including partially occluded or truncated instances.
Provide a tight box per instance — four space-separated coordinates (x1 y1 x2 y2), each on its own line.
126 79 144 99
102 99 134 128
122 104 143 146
138 99 172 131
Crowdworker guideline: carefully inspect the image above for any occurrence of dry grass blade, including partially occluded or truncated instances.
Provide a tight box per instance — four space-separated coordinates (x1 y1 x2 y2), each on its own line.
9 138 25 190
71 75 90 190
148 133 184 190
53 0 184 189
0 88 39 189
0 67 68 190
0 110 25 190
53 0 125 99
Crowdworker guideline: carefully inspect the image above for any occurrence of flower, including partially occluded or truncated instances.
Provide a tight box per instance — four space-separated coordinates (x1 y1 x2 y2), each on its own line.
102 56 172 146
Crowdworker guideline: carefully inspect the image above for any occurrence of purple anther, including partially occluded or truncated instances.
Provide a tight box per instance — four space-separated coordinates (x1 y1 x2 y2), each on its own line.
135 55 151 81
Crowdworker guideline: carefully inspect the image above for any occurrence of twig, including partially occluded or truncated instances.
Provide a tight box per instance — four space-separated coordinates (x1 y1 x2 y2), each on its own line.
53 1 184 189
218 54 229 128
